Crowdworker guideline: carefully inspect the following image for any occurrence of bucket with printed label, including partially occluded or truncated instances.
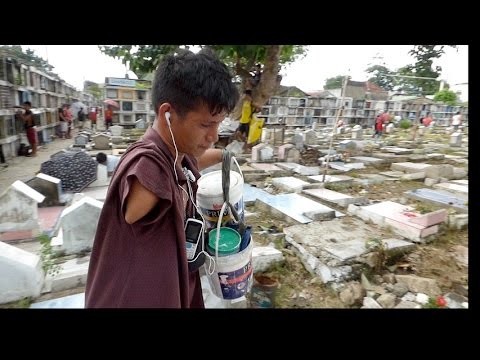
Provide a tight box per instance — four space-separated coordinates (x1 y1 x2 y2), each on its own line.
197 169 244 231
206 233 253 300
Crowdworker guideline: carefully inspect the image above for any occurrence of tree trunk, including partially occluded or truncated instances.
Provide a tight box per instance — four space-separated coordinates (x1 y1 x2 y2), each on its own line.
230 45 282 121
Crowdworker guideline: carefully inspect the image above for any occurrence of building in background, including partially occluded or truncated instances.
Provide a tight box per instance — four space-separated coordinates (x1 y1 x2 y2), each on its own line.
103 77 155 127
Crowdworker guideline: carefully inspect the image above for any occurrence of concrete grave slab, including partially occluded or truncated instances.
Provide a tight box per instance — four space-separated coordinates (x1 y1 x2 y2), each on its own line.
404 188 467 213
307 174 354 186
303 188 367 208
383 147 413 155
0 180 45 232
391 162 432 173
243 184 274 206
350 156 386 165
78 186 109 202
255 193 343 224
272 177 310 192
379 170 404 178
30 292 85 308
433 182 468 196
0 242 44 304
329 162 365 171
25 173 63 207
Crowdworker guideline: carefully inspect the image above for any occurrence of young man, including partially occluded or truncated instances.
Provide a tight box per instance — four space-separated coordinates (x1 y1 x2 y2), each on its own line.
85 49 239 308
21 101 37 156
234 89 254 143
95 152 120 176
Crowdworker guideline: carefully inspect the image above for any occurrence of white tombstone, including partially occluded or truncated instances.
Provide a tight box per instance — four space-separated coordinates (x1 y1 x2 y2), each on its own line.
351 128 363 140
74 134 89 146
109 125 124 136
304 129 317 145
92 134 111 150
293 130 304 150
259 145 274 161
449 132 462 147
286 147 301 163
58 196 104 255
0 181 45 232
386 123 395 134
418 125 425 136
0 242 44 304
88 163 109 187
251 143 267 162
278 144 294 161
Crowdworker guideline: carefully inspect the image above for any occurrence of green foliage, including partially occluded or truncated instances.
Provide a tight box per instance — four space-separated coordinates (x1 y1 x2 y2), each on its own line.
0 45 53 72
324 75 349 89
434 88 458 105
85 83 102 99
37 234 61 277
365 65 396 91
99 45 308 82
399 119 412 129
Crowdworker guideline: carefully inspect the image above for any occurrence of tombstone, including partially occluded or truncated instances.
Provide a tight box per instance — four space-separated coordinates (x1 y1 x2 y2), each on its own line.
92 134 111 150
278 144 294 161
304 129 317 145
418 125 425 136
79 131 92 142
286 147 300 163
88 164 109 187
0 180 45 232
110 136 124 145
344 126 352 133
449 132 462 147
293 130 304 150
0 242 44 304
259 145 274 162
58 197 103 255
135 118 146 129
251 143 267 162
338 140 357 151
74 134 89 146
25 173 64 207
109 125 124 136
351 128 363 140
261 128 274 144
336 127 345 135
386 123 395 134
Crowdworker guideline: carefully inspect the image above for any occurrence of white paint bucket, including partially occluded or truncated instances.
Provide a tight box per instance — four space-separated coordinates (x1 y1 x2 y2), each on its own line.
197 170 244 231
206 236 253 300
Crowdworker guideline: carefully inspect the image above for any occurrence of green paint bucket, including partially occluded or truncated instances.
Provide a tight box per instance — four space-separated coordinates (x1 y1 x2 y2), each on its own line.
208 227 241 256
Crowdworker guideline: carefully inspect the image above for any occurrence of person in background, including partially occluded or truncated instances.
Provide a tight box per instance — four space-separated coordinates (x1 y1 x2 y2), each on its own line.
234 89 255 143
451 111 462 131
95 152 120 176
422 112 433 127
21 101 37 156
85 48 239 308
89 107 97 131
104 106 113 129
77 107 86 129
58 108 68 139
63 105 73 138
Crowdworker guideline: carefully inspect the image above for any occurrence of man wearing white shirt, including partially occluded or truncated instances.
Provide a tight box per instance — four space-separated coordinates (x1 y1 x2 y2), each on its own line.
96 152 120 176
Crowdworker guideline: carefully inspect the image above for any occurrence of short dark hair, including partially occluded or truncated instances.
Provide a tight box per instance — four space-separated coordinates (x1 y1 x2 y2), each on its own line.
152 48 239 118
96 152 107 164
23 101 31 106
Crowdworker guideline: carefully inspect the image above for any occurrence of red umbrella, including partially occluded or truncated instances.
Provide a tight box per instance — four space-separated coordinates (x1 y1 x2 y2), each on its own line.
104 99 120 108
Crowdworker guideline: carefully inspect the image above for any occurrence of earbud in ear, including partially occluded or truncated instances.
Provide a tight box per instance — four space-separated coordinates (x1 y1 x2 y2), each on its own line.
165 112 171 127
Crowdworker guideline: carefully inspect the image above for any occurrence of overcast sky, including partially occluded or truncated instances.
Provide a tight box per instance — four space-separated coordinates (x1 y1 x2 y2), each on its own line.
19 45 468 99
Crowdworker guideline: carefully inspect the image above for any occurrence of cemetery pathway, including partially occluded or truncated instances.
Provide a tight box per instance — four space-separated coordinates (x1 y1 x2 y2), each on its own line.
0 129 78 194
